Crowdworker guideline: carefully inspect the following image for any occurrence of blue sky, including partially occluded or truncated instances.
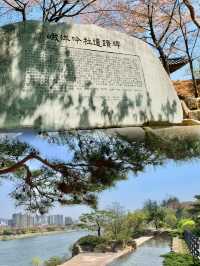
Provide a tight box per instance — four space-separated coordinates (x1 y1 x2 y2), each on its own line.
0 133 200 220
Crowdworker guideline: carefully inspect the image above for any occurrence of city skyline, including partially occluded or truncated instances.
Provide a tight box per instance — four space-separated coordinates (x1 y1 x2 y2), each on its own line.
0 212 73 228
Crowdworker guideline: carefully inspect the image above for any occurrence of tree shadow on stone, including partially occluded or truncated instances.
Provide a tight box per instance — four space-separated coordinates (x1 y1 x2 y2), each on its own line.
0 21 76 131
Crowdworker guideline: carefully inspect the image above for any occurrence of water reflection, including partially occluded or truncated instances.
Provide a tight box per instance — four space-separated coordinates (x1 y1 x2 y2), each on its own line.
110 235 171 266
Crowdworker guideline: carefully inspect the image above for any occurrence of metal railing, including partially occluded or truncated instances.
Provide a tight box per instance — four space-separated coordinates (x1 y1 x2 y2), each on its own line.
184 230 200 260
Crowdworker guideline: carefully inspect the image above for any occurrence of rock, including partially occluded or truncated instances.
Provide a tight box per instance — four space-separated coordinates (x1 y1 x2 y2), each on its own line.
126 240 137 249
94 243 112 253
72 243 82 256
0 21 183 132
109 240 125 252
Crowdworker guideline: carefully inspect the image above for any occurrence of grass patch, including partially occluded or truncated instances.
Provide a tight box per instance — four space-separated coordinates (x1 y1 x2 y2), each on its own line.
162 252 200 266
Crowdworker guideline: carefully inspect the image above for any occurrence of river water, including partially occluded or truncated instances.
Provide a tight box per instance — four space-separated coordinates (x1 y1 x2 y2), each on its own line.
0 230 88 266
110 235 171 266
0 232 171 266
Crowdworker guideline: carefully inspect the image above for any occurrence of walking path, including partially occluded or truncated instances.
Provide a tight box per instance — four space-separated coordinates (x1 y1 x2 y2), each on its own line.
172 237 188 254
59 236 153 266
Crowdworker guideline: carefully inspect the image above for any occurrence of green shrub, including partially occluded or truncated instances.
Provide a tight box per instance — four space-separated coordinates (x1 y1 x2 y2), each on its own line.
31 257 42 266
192 228 200 237
132 229 145 238
16 228 28 235
94 243 108 253
78 235 107 249
29 228 39 233
46 227 57 232
169 229 184 239
162 252 200 266
178 219 196 232
2 229 13 236
44 256 63 266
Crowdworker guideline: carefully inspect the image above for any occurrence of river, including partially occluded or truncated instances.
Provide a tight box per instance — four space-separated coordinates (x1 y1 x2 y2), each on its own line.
0 230 88 266
110 235 171 266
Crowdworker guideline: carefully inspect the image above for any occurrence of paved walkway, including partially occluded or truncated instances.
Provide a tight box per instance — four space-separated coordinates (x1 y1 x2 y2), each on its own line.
59 236 153 266
172 237 188 254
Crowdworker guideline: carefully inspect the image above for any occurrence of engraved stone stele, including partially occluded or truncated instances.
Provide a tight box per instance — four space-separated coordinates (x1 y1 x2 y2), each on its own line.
0 21 183 131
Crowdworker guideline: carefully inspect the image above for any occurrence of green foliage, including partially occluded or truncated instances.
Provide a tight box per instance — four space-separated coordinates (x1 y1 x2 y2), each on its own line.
192 228 200 237
176 207 191 220
124 211 147 238
2 229 13 236
162 197 180 209
31 257 42 266
94 243 108 253
162 252 200 266
78 235 108 249
105 203 127 240
189 195 200 225
29 228 40 233
17 228 28 235
164 208 178 229
178 219 196 232
46 227 57 232
0 132 168 213
2 130 200 214
143 200 165 229
146 133 200 162
44 256 63 266
168 230 180 238
79 210 111 237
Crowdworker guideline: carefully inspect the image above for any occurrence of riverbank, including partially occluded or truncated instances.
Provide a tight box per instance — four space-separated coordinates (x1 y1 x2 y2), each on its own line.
59 236 153 266
0 229 78 241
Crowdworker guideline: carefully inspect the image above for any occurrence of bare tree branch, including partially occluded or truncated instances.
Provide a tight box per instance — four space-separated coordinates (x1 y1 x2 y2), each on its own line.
183 0 200 29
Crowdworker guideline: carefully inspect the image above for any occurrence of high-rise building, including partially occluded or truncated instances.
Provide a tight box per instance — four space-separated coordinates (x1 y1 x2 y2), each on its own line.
3 213 68 228
12 213 34 228
65 217 73 225
48 215 64 226
34 215 48 226
0 218 9 227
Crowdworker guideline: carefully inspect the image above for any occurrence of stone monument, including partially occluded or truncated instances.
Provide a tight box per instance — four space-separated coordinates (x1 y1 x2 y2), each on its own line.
0 21 183 131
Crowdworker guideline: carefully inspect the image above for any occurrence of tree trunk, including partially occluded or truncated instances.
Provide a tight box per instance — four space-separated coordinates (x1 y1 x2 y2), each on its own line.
97 226 101 237
178 3 199 97
158 46 170 75
155 220 158 230
189 59 198 97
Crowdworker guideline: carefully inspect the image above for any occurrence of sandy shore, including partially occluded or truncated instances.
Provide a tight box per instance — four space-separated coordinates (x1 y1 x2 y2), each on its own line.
60 236 153 266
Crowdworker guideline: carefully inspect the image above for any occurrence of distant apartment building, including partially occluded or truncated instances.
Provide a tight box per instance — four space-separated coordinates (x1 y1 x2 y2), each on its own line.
65 217 73 225
0 218 9 227
2 213 73 228
48 215 64 226
12 213 34 228
34 215 48 226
